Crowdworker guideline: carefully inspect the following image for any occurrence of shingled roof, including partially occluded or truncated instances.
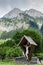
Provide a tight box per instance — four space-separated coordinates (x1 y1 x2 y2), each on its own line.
19 35 37 46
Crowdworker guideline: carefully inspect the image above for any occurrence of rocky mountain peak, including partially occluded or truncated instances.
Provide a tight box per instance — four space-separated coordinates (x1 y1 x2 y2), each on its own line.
3 8 23 18
25 9 43 17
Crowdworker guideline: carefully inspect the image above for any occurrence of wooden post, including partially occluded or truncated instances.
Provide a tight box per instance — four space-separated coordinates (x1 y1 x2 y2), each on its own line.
27 59 30 65
27 53 32 65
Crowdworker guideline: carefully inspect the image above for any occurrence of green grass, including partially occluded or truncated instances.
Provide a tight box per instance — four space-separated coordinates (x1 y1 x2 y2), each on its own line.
0 60 27 65
0 60 43 65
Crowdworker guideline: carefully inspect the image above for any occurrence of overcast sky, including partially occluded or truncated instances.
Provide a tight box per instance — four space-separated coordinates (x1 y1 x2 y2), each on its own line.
0 0 43 18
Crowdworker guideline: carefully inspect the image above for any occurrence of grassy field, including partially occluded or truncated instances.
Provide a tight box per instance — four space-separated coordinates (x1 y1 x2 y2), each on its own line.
0 60 43 65
0 60 27 65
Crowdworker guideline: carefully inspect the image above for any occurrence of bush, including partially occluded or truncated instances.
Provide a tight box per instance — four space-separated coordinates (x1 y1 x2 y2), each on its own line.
6 46 23 58
0 29 42 60
35 53 43 59
0 39 16 47
13 29 42 53
0 47 6 61
0 39 23 60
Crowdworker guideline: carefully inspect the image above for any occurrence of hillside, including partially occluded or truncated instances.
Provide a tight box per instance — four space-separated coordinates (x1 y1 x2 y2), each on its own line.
25 9 43 17
0 8 43 36
3 8 23 19
3 8 43 18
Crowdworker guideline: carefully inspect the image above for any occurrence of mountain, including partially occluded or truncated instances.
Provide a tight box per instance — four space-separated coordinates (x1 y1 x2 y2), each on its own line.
0 8 43 35
25 9 43 17
3 8 23 19
3 8 43 18
40 24 43 35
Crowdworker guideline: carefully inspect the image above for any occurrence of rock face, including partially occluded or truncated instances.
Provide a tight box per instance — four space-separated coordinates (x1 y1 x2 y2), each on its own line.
1 8 43 33
3 8 23 18
25 9 43 17
3 8 43 18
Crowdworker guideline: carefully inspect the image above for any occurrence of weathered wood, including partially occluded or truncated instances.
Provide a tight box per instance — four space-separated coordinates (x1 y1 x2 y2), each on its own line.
18 35 37 62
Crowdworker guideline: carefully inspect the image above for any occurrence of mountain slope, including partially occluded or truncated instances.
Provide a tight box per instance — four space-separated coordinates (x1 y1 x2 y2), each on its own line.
3 8 43 18
3 8 23 18
25 9 43 17
0 8 43 35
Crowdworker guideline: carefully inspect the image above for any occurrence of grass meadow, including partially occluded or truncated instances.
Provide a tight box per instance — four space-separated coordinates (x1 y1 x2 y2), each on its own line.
0 60 43 65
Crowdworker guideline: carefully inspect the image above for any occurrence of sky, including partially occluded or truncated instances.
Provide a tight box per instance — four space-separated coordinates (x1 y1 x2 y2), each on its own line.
0 0 43 18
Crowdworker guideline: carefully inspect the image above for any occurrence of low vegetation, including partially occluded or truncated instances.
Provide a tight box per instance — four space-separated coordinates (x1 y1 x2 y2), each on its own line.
0 29 43 61
0 60 43 65
0 60 27 65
